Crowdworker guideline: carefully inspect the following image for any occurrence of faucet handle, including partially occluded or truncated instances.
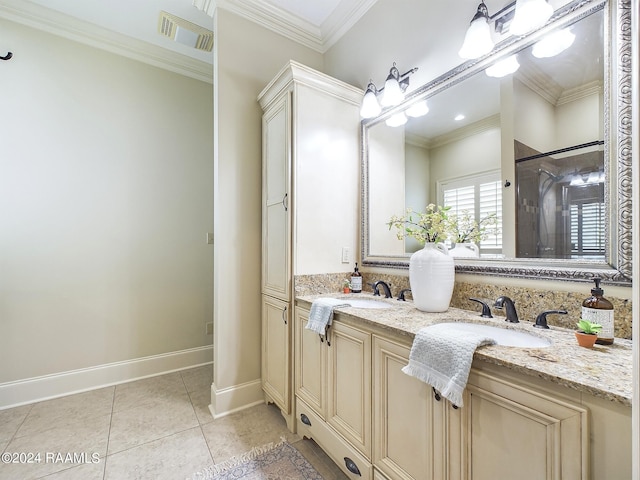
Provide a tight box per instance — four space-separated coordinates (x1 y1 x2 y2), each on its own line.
469 298 493 318
534 310 567 329
397 289 411 301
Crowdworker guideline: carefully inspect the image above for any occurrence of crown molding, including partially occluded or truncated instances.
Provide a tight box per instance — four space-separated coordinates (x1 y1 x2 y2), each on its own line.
192 0 216 18
214 0 377 53
0 0 213 84
557 80 603 105
320 0 378 51
430 114 502 149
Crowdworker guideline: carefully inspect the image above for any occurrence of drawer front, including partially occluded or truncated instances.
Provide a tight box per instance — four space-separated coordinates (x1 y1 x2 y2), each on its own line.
296 398 372 480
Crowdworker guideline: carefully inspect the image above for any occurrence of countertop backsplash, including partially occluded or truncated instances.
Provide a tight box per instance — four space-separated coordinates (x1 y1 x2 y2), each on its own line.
294 272 632 339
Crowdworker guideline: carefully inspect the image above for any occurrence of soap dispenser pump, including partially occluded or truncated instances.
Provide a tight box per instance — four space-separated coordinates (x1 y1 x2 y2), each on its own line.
581 278 614 345
350 263 362 293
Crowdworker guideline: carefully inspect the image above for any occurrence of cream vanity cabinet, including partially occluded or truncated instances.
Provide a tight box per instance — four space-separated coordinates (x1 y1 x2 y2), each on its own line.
373 335 466 480
293 306 633 480
258 62 361 428
295 306 373 479
373 335 589 480
464 369 588 480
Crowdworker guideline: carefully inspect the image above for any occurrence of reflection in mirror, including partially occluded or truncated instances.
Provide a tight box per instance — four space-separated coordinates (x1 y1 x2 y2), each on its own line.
361 0 632 284
513 10 604 259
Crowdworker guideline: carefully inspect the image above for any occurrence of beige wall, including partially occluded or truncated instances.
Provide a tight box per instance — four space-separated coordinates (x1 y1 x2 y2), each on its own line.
0 20 214 384
212 8 322 413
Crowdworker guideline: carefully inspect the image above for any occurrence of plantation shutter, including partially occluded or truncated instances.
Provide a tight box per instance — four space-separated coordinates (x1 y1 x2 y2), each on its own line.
439 170 502 255
570 201 605 256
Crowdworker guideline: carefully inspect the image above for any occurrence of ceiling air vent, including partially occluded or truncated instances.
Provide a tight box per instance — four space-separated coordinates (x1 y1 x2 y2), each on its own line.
158 11 213 52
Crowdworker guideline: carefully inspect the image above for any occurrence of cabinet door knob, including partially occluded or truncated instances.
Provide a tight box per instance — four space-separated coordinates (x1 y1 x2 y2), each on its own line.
343 457 361 476
282 306 288 325
282 193 288 211
300 413 312 426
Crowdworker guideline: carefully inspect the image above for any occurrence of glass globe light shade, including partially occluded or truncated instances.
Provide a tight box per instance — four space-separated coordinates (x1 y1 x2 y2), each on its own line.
532 28 575 58
360 86 382 118
385 112 408 127
458 3 494 59
510 0 554 36
406 100 429 118
485 55 520 78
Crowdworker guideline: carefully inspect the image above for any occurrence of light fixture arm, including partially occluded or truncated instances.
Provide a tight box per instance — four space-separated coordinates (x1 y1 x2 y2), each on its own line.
471 2 490 23
371 64 418 95
360 63 418 118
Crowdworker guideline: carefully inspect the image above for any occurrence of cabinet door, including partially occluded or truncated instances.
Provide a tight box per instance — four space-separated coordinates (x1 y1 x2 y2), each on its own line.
262 94 290 299
373 336 435 480
261 295 290 412
465 370 588 480
294 306 326 417
327 321 371 458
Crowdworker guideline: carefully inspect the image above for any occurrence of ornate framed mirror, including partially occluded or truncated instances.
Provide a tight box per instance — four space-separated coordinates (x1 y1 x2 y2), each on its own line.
360 0 632 285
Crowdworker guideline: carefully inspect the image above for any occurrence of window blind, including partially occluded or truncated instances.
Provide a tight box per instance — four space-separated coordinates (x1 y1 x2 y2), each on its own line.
439 171 502 253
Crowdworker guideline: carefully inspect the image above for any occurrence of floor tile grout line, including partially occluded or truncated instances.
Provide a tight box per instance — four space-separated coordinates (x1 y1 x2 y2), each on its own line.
1 402 35 453
104 424 204 459
180 369 217 467
102 385 117 480
1 367 214 479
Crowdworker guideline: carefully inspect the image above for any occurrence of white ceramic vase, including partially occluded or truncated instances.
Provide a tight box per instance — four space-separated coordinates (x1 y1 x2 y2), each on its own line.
449 242 480 258
409 242 455 312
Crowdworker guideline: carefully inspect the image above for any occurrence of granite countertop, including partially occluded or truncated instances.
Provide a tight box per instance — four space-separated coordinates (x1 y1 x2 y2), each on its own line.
296 293 632 407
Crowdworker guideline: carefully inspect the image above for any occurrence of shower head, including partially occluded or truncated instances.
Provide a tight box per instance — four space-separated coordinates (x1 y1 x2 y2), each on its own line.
538 168 563 182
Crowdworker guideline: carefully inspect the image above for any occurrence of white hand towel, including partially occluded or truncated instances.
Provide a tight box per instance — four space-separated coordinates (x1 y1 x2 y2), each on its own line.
401 323 495 407
306 298 351 335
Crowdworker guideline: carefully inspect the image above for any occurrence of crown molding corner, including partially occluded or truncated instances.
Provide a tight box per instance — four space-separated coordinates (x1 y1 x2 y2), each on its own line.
217 0 378 54
0 0 213 84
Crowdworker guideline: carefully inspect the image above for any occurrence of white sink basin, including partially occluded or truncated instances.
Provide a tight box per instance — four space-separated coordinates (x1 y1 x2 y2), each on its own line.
342 298 392 309
439 322 551 348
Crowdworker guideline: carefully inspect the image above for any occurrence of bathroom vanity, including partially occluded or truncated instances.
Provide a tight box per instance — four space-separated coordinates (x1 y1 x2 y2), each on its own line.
293 294 631 480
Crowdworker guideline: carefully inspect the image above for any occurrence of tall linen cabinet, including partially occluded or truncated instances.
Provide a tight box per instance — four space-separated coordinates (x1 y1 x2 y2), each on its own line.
258 61 362 429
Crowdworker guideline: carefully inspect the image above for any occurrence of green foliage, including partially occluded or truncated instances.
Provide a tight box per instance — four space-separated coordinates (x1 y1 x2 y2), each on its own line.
449 210 499 244
576 319 603 335
387 204 452 244
388 205 500 246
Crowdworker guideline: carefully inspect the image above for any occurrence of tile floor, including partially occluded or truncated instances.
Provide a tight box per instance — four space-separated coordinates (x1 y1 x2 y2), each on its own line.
0 365 347 480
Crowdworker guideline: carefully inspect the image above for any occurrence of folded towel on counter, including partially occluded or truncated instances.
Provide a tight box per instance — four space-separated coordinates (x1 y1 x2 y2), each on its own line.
401 323 495 407
306 298 352 335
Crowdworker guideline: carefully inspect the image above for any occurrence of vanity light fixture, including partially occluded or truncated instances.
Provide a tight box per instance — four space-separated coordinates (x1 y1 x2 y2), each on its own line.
385 112 408 127
458 2 495 59
359 63 418 118
406 100 429 118
458 0 555 60
532 28 575 58
485 54 520 77
360 82 382 118
510 0 554 36
380 64 405 107
569 170 605 186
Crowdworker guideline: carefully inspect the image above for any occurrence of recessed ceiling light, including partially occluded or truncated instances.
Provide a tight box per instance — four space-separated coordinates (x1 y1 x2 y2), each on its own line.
454 114 465 121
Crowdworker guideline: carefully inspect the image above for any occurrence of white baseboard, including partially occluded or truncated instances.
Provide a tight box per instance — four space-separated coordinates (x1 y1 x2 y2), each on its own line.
209 379 264 419
0 345 213 410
